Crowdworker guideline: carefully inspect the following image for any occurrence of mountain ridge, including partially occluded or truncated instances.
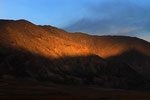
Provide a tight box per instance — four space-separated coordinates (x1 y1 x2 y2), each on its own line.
0 19 150 90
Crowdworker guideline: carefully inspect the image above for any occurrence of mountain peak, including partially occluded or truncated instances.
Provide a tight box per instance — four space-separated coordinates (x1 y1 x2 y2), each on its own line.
15 19 33 24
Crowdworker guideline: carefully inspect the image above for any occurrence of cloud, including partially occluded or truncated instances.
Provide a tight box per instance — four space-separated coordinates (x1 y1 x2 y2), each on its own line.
64 0 150 37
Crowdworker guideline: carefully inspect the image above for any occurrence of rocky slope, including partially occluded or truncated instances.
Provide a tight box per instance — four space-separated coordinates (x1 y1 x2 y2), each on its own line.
0 19 150 90
40 25 150 78
0 20 90 58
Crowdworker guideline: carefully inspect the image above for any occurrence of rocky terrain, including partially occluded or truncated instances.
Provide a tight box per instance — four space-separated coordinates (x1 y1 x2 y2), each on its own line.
0 19 150 99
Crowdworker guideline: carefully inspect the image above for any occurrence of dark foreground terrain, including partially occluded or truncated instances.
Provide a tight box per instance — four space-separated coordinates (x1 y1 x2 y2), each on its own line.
0 79 150 100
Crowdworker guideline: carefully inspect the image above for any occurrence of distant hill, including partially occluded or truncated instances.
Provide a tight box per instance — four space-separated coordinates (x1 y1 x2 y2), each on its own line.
0 19 150 90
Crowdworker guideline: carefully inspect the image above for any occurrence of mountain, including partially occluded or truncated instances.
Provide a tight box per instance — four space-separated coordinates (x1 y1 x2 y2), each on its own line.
0 20 90 58
0 19 150 90
40 25 150 78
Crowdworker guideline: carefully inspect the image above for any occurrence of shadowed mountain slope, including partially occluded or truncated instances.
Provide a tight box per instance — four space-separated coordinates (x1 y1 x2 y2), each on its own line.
0 44 148 90
0 19 150 90
107 49 150 79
